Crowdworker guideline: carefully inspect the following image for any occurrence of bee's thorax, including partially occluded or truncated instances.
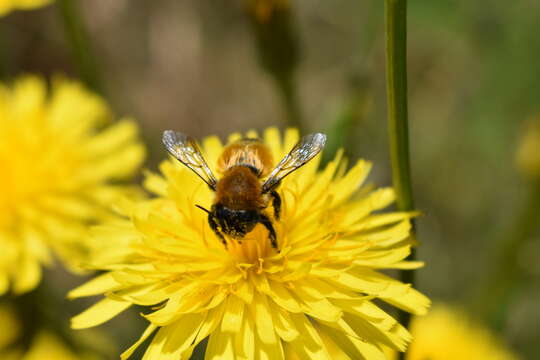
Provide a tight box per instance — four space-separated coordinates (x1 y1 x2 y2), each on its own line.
215 166 265 210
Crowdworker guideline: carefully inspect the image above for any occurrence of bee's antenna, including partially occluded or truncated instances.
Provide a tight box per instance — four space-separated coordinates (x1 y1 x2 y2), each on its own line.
195 204 211 214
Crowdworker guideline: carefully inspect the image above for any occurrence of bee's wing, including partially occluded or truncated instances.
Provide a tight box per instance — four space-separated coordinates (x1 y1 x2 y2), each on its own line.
162 130 218 190
262 133 326 193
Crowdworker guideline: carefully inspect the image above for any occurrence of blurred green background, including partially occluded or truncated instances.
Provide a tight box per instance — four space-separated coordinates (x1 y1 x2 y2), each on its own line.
4 0 540 359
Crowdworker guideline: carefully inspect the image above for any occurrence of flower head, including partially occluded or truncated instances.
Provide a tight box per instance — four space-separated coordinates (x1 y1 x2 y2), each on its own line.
516 115 540 179
0 75 145 294
70 128 429 359
401 305 519 360
0 303 97 360
0 0 52 17
246 0 289 23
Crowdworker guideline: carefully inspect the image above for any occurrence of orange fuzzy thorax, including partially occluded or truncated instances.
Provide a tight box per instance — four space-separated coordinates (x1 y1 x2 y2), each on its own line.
215 166 266 210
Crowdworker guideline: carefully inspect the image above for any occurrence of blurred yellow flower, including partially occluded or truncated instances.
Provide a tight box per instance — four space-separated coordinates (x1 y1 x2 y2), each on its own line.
0 0 52 17
516 116 540 179
246 0 289 23
22 332 83 360
0 304 20 352
385 305 520 360
0 75 145 295
70 128 429 359
0 304 97 360
408 306 519 360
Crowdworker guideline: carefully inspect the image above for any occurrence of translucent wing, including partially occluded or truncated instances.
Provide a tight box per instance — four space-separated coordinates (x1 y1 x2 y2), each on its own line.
262 133 327 193
162 130 218 190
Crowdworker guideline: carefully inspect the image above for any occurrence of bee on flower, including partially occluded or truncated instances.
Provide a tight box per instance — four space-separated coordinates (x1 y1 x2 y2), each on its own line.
162 130 326 250
70 128 429 359
0 76 145 294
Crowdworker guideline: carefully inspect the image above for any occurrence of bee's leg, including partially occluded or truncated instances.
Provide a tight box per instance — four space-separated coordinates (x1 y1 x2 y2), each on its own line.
208 214 227 248
259 213 278 251
270 190 281 220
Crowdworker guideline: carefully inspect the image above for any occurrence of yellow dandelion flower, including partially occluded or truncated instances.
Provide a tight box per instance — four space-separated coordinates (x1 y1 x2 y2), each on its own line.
0 0 52 17
22 332 85 360
70 128 429 359
0 75 145 295
245 0 289 23
0 303 98 360
384 305 520 360
516 115 540 179
409 307 519 360
0 304 21 353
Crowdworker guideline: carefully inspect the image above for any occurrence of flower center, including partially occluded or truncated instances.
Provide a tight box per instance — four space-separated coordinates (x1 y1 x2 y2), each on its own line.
226 224 275 264
0 125 78 229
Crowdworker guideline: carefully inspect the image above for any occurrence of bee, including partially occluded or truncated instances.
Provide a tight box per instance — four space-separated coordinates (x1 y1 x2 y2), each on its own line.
162 130 326 251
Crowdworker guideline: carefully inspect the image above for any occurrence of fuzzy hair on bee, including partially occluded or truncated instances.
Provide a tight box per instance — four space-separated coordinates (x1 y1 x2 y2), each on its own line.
163 131 326 251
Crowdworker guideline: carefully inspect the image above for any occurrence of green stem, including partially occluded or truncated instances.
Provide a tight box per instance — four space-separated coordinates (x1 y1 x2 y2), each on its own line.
384 0 416 356
275 74 304 133
386 0 412 211
57 0 103 93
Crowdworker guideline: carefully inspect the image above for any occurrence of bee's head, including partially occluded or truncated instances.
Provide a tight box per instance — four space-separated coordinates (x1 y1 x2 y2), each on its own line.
212 204 259 238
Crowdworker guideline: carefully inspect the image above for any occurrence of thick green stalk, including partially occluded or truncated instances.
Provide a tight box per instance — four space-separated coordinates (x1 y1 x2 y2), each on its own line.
385 0 416 355
57 0 103 93
386 0 412 211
